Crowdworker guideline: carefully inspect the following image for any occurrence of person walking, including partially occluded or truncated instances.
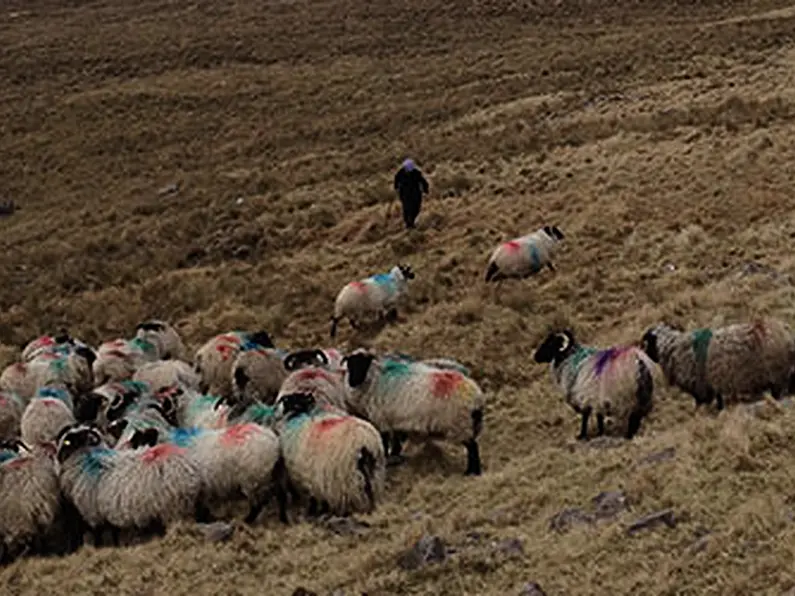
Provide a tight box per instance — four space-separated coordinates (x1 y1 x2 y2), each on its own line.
393 158 429 230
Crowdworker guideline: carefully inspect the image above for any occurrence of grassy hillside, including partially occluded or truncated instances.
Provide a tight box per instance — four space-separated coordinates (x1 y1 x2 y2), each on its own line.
3 0 795 594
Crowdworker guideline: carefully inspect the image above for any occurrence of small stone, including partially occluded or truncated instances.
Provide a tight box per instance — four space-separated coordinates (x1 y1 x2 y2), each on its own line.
638 447 676 466
397 534 448 570
592 491 629 520
198 522 234 543
520 582 548 596
494 537 524 556
548 507 594 533
626 509 677 535
158 182 180 196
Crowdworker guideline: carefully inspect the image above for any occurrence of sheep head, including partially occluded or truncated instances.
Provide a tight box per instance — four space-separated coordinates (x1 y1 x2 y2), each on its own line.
276 392 317 420
56 424 102 463
284 349 329 372
533 329 576 364
341 350 376 388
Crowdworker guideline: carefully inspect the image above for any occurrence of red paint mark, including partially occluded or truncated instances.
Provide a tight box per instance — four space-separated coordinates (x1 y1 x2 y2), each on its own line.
40 398 61 408
350 281 367 293
504 240 521 253
216 343 238 361
4 457 31 470
311 417 346 436
220 423 259 446
141 443 184 464
218 334 243 346
298 368 333 382
431 371 463 399
750 320 767 344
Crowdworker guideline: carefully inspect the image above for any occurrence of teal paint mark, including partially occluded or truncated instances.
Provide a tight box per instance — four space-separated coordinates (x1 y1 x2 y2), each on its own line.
79 448 114 479
528 243 541 272
690 328 713 366
168 426 203 447
0 450 18 464
242 403 277 425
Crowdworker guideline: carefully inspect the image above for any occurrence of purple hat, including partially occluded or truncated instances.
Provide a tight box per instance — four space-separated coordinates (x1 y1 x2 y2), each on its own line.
402 158 415 171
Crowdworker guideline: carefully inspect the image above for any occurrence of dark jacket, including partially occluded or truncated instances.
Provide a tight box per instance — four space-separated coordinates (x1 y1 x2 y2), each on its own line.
394 167 429 204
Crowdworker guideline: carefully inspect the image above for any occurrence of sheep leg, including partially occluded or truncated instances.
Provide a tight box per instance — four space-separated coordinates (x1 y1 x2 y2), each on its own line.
463 438 482 476
272 457 291 524
769 384 784 400
380 432 391 456
625 411 643 439
385 308 398 324
318 500 331 517
578 408 591 441
194 500 214 524
244 499 266 525
547 262 556 272
307 497 320 518
596 414 605 437
715 392 725 411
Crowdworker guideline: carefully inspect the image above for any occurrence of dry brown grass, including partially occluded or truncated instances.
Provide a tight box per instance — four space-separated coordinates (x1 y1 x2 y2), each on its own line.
4 0 795 593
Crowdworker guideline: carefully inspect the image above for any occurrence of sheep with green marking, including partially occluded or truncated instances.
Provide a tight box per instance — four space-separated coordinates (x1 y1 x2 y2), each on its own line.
132 359 201 394
20 386 77 448
93 337 159 386
193 330 278 397
533 329 656 440
134 319 188 361
641 317 795 410
341 349 485 475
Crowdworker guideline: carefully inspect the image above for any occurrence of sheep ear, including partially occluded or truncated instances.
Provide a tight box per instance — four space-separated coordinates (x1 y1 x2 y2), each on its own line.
543 226 553 237
556 332 570 352
249 330 274 348
552 226 564 240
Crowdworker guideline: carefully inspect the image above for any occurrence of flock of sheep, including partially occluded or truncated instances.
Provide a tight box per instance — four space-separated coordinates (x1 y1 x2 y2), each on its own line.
1 223 793 566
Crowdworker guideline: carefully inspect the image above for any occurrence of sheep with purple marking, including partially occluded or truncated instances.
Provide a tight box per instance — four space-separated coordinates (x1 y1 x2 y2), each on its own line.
533 329 656 440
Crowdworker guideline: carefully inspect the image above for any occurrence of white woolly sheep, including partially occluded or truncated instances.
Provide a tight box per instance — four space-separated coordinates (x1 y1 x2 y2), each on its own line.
276 349 349 411
56 423 204 546
641 317 795 410
193 330 277 397
273 392 386 520
329 264 416 338
92 337 159 386
484 225 565 282
0 391 23 441
20 330 91 362
20 386 77 449
129 421 282 525
533 329 656 440
132 359 201 394
0 440 82 563
0 346 96 404
341 350 485 475
231 346 289 406
134 319 188 361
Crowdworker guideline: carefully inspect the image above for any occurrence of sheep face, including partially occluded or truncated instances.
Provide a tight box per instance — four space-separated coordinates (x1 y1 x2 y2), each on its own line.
284 349 328 372
129 428 159 449
533 330 576 364
56 424 102 464
641 328 661 363
107 419 128 442
397 264 415 280
543 225 565 240
106 390 139 422
249 330 274 349
342 353 375 388
74 392 104 423
74 346 98 370
135 321 166 333
276 392 316 420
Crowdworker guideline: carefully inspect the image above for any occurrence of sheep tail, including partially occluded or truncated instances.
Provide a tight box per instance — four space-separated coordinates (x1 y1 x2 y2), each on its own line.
357 447 377 512
329 316 339 339
485 262 499 282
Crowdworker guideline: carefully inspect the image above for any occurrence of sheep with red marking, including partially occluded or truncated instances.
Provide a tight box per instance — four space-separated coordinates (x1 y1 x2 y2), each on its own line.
92 337 159 386
20 386 77 448
21 330 91 362
0 345 96 403
273 392 386 520
230 346 290 406
276 349 350 411
127 421 282 525
485 225 565 282
330 264 415 338
533 329 656 440
193 330 277 397
341 350 485 475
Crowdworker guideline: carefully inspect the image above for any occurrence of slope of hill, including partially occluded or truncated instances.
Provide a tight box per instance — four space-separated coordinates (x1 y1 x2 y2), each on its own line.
3 0 795 594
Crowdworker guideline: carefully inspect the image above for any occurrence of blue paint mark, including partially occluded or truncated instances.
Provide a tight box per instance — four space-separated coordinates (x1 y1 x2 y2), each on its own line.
528 243 541 272
168 426 203 447
79 448 115 479
0 450 18 464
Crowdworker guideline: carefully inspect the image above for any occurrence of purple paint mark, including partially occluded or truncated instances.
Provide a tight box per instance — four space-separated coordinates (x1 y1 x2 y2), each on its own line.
594 347 624 376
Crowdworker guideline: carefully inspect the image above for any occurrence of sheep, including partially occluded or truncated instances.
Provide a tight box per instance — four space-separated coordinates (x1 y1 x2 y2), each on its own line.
132 359 201 394
273 392 386 520
385 352 472 377
277 350 349 412
56 423 204 546
130 421 282 525
72 379 154 429
134 319 188 361
341 350 485 475
0 391 23 441
92 337 159 386
641 318 795 410
329 264 415 338
20 330 91 362
193 330 276 397
0 440 82 563
20 386 78 449
0 346 96 404
107 406 173 450
484 225 565 282
533 329 656 440
231 346 289 406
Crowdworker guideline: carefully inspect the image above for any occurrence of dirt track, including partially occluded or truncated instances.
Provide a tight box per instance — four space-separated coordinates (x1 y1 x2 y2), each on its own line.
3 0 795 594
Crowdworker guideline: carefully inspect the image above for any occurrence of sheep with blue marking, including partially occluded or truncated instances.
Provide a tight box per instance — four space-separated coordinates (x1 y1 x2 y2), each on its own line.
341 349 485 475
20 386 77 448
485 225 565 282
21 330 91 362
533 329 656 440
134 319 188 361
193 330 277 397
641 317 795 410
273 392 386 520
330 264 416 338
0 345 96 404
